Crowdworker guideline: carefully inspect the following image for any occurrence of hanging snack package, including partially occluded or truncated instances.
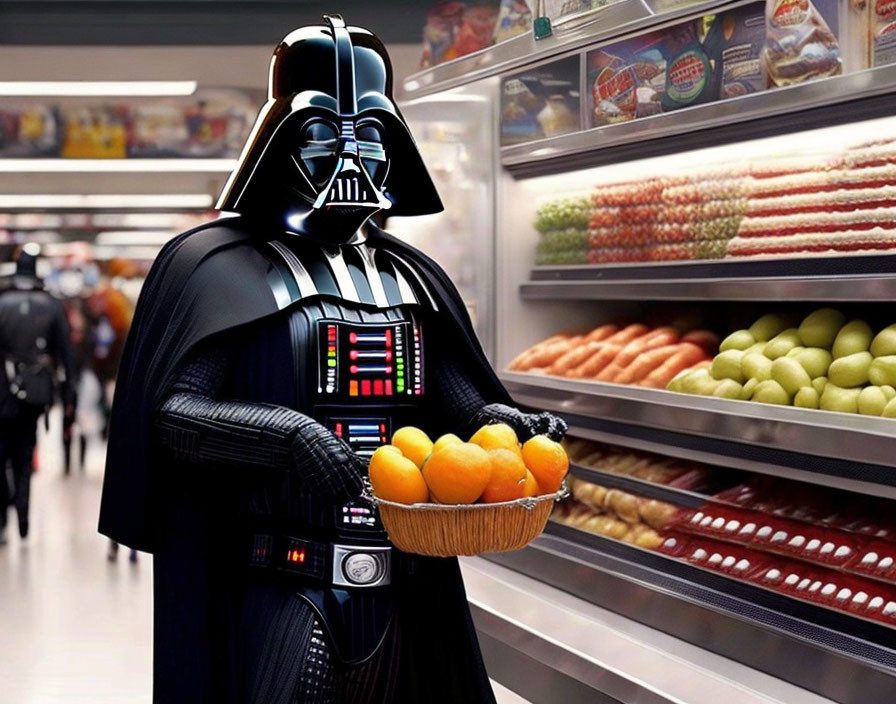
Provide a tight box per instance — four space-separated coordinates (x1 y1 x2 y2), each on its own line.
872 0 896 66
762 0 842 86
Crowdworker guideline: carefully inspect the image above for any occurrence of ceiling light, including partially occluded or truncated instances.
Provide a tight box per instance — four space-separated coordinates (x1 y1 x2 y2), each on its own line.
0 81 198 97
0 194 214 209
0 159 235 173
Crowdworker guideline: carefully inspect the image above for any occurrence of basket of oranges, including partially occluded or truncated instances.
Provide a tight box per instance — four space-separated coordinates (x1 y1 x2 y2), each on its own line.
367 423 569 557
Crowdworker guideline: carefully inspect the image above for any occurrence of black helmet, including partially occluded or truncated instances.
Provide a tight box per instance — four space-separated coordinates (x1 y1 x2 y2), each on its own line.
217 16 443 240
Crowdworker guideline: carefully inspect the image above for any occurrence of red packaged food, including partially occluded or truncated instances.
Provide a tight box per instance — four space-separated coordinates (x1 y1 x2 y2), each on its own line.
656 532 690 557
847 540 896 583
682 537 770 579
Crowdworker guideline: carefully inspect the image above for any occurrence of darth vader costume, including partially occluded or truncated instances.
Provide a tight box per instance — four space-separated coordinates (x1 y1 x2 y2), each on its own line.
99 16 565 704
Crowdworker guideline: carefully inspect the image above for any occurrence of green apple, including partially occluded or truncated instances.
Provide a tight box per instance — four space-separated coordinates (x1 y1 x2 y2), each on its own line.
764 329 801 360
785 346 805 358
819 384 861 414
828 351 873 388
712 379 743 399
794 348 832 379
752 380 791 405
740 377 759 400
798 308 846 348
771 357 812 396
832 320 873 359
858 387 888 416
882 385 896 401
883 397 896 419
695 375 722 396
680 369 709 395
793 387 819 409
811 377 828 395
744 342 767 356
741 353 772 381
748 314 789 342
719 330 755 352
711 350 745 383
869 356 896 387
871 323 896 357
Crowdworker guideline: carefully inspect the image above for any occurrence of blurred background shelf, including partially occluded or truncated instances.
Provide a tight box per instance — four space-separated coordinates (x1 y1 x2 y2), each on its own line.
502 372 896 499
521 256 896 302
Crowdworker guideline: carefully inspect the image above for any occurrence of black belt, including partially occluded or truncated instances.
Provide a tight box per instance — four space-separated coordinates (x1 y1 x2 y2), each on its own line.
248 533 420 588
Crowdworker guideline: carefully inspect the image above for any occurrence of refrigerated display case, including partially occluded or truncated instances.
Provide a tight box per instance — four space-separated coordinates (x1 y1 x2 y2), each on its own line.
399 2 896 703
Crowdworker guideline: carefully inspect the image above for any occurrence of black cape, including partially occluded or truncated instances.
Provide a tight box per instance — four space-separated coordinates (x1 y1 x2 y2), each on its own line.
98 215 509 702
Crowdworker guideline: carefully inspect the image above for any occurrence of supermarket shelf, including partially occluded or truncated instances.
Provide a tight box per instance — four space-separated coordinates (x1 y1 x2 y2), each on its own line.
501 371 896 500
461 555 836 704
502 66 896 177
522 255 896 302
398 0 752 101
0 159 236 173
484 528 896 704
570 463 711 508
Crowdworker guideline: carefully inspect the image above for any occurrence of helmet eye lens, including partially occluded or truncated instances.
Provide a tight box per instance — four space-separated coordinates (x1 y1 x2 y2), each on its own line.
299 120 339 187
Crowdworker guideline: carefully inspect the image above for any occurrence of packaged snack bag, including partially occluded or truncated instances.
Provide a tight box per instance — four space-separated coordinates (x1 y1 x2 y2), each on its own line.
420 2 465 68
762 0 842 86
702 3 769 98
444 4 499 60
872 0 896 66
493 0 532 42
661 20 718 111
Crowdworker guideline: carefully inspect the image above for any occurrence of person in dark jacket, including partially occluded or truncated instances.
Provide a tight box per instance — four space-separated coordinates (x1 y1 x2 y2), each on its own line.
99 17 565 703
0 244 76 544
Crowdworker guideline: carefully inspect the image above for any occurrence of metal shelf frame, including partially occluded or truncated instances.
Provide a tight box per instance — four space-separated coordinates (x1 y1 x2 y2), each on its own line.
502 67 896 176
485 527 896 704
399 0 752 101
502 371 896 500
523 255 896 302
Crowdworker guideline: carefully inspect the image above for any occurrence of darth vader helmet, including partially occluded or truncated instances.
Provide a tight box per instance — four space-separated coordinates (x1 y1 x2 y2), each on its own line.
217 15 443 242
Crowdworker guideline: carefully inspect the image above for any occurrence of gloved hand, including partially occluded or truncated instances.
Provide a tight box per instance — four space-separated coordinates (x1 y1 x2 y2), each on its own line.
290 418 366 502
472 403 568 442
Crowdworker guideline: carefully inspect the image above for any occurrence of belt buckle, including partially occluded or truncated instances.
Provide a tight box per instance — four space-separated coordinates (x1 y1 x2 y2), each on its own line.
332 544 391 588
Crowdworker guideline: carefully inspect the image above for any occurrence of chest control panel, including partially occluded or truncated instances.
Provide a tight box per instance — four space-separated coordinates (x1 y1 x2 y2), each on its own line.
317 319 424 401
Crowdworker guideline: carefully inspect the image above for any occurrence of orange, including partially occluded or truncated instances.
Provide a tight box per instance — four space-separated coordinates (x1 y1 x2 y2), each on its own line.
481 449 527 503
368 445 429 504
433 433 463 453
469 423 522 455
521 434 569 493
521 469 539 498
422 442 491 504
391 426 433 469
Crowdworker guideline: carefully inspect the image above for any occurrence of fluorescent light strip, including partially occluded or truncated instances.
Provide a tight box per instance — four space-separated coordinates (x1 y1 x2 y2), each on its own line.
94 230 176 245
0 194 213 209
0 159 236 173
0 81 198 97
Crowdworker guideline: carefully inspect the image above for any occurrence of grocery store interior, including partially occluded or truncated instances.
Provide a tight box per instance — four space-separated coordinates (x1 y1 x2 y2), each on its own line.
2 1 896 703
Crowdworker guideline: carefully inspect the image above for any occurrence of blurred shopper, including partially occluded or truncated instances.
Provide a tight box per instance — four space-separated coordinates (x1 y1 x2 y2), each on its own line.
0 244 76 544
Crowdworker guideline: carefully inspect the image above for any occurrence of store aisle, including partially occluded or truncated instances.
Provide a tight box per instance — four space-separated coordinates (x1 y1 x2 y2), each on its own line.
0 421 152 704
0 415 529 704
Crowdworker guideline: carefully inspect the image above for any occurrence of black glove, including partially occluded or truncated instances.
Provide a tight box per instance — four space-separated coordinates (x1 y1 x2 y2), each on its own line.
472 403 568 442
290 416 366 502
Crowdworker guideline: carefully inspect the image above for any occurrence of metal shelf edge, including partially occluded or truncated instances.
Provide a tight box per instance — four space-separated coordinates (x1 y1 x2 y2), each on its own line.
520 275 896 302
501 66 896 171
501 371 896 471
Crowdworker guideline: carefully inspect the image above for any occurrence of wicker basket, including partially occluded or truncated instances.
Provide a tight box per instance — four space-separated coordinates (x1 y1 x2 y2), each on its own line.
373 490 566 557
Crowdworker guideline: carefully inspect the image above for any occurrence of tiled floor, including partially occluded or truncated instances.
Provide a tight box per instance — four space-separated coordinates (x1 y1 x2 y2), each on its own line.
0 417 529 703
